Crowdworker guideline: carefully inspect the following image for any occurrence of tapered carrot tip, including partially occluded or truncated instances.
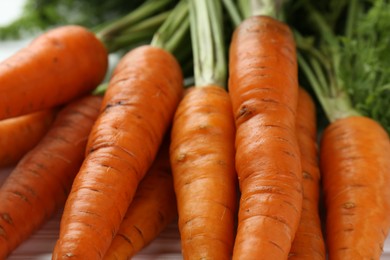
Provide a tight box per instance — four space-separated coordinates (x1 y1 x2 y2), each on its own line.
0 109 56 167
0 25 108 120
0 95 102 259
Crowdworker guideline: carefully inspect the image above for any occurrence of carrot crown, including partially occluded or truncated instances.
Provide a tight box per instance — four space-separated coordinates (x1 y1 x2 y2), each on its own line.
295 0 390 132
189 0 226 88
222 0 288 29
237 0 286 20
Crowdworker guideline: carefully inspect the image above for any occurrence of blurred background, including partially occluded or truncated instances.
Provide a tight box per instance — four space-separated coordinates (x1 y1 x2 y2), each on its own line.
0 0 29 60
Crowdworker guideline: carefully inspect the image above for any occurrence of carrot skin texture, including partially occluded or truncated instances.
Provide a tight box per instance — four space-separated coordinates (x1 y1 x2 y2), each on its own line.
288 88 325 259
229 15 302 259
170 86 237 260
321 116 390 260
0 95 102 259
0 109 56 167
103 136 177 259
0 25 108 120
52 45 183 260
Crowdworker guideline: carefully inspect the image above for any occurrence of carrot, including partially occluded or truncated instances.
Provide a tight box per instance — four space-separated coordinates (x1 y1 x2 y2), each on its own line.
288 88 325 259
171 86 237 259
0 0 176 121
52 2 187 259
226 1 302 258
0 25 108 120
0 95 102 259
169 1 237 259
103 135 177 259
320 117 390 259
296 1 390 258
0 109 57 167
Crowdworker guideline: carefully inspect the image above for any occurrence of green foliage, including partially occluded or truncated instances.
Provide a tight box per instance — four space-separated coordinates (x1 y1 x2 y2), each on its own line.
290 0 390 133
339 0 390 133
0 0 145 39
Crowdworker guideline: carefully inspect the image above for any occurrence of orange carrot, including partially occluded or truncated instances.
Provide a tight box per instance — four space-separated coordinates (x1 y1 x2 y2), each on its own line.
0 95 102 259
228 14 302 259
52 46 183 259
171 86 237 259
0 25 108 120
295 1 390 257
320 117 390 259
52 46 182 259
103 135 177 259
0 109 56 167
169 1 237 259
288 88 325 259
52 2 188 257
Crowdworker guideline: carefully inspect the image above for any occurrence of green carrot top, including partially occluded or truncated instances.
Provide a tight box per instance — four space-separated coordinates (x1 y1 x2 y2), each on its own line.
150 0 189 55
222 0 287 24
189 0 226 88
295 0 390 133
95 0 174 52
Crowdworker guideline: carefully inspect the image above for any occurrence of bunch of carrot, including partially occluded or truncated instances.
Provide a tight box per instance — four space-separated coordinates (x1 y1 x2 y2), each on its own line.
1 0 389 259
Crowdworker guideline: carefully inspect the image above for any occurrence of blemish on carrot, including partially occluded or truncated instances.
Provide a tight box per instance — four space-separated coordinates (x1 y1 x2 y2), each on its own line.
1 213 13 225
342 202 356 209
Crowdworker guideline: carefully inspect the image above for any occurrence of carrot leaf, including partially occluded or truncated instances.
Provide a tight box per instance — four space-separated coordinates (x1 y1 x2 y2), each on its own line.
295 0 390 132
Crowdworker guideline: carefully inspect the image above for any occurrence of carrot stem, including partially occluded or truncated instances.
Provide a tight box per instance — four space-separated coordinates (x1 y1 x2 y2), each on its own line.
298 52 360 122
95 0 173 50
92 82 109 96
221 0 243 27
103 28 156 53
122 11 170 34
190 0 226 88
239 0 285 19
345 0 358 39
301 0 342 97
150 0 189 54
296 0 363 123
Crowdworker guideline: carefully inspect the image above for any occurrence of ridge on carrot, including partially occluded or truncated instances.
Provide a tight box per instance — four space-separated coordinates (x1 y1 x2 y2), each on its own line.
295 0 390 258
169 0 237 259
0 0 175 121
0 108 56 167
52 1 188 259
0 95 102 259
224 0 303 258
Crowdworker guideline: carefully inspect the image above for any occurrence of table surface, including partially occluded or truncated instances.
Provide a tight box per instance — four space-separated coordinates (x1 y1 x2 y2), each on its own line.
1 167 390 260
